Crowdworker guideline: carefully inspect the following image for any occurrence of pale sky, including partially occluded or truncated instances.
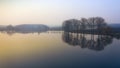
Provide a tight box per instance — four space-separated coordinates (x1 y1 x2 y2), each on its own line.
0 0 120 26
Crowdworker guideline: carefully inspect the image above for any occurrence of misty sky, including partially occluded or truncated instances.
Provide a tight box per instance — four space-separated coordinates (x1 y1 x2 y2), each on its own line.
0 0 120 26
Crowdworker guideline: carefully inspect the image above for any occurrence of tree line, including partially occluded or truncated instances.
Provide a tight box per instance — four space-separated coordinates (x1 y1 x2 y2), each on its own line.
62 17 111 34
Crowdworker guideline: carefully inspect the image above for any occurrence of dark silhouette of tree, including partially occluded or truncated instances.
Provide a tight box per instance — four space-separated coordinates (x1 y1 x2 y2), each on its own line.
95 17 107 29
81 18 88 35
6 25 14 31
62 32 114 51
88 17 96 33
62 17 120 51
62 19 80 32
62 17 110 34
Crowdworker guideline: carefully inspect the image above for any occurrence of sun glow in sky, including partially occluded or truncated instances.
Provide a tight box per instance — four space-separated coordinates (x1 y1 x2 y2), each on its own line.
0 0 120 26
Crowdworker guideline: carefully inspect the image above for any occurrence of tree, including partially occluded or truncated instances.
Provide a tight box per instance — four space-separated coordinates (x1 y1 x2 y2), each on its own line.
6 25 14 31
88 17 96 33
81 18 88 32
62 20 71 31
81 18 87 29
94 17 107 30
62 17 108 34
62 19 80 32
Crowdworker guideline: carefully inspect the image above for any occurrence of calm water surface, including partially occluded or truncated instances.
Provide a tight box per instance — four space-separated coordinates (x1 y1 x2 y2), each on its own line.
0 31 120 68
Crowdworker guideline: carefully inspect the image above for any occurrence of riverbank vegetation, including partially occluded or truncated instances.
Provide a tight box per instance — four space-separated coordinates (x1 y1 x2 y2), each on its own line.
62 17 113 34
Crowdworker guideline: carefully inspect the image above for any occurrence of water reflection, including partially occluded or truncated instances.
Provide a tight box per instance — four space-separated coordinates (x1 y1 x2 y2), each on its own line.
0 31 63 36
0 31 48 36
0 31 120 68
62 32 117 51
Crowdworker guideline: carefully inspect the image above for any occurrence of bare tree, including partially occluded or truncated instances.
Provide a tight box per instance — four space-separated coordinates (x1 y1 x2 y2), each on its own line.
81 18 88 32
88 17 96 33
62 17 108 34
62 19 80 32
94 17 107 29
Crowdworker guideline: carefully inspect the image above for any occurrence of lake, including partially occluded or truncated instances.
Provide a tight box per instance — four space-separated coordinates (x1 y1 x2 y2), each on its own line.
0 31 120 68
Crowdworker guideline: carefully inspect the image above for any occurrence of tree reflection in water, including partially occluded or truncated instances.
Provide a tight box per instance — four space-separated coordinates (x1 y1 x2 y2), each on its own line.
62 32 115 51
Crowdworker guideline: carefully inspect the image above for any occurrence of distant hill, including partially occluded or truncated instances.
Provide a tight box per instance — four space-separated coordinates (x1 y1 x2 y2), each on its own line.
0 25 6 31
108 24 120 28
14 24 49 32
108 24 120 32
0 24 49 33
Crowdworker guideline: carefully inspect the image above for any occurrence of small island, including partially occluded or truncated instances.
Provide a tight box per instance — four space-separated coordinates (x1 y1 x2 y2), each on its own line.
62 17 120 35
